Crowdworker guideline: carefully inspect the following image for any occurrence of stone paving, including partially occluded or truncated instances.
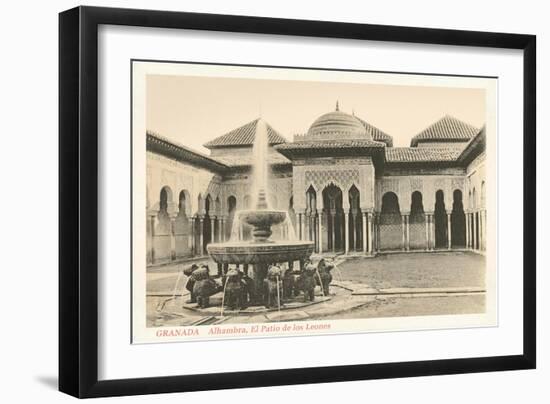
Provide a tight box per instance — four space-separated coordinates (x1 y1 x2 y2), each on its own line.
146 251 486 327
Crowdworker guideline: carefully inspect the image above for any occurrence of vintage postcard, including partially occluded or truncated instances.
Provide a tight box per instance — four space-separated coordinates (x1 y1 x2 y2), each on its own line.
131 61 496 343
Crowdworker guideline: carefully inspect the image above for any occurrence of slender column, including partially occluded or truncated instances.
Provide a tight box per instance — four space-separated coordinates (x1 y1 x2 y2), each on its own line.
344 212 349 254
466 213 470 249
210 217 215 245
362 211 368 253
469 213 473 249
367 212 373 255
149 214 157 264
352 209 357 251
169 214 177 261
314 213 318 243
306 213 310 241
317 211 323 254
189 217 195 254
431 215 436 251
358 211 365 251
479 210 484 251
220 218 225 242
374 213 380 252
298 213 303 240
310 213 315 241
401 215 407 251
198 216 204 255
303 213 307 241
405 215 410 251
330 210 336 252
473 212 478 250
447 212 452 250
424 214 430 251
305 212 310 241
483 210 487 250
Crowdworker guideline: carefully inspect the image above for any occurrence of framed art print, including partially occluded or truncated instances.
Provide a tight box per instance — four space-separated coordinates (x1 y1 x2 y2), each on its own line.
59 6 536 398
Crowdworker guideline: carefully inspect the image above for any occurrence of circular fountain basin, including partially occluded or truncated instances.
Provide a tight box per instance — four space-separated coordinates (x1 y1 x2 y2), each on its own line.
240 209 286 228
207 240 315 265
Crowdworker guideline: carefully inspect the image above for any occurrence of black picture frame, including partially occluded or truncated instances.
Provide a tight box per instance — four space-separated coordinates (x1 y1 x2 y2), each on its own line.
59 5 536 398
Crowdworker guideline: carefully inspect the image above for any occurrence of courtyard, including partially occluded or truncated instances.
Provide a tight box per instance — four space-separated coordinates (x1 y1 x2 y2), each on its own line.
146 251 486 327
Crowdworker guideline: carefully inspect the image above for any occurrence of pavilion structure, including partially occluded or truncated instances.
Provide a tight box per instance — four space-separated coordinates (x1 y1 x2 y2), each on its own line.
145 103 486 265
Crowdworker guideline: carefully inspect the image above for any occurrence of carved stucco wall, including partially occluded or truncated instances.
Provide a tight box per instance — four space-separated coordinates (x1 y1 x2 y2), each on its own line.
148 149 482 219
292 158 375 212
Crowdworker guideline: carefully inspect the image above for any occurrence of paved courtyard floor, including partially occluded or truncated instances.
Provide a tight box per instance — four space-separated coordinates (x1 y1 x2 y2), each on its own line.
145 251 486 327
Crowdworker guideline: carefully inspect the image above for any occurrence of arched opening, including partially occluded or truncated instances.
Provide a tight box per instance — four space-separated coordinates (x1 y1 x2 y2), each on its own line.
174 190 191 258
226 196 237 240
203 195 213 253
154 186 172 262
379 192 401 250
305 186 317 244
349 185 362 251
434 190 447 249
323 184 344 252
409 191 426 250
451 190 466 248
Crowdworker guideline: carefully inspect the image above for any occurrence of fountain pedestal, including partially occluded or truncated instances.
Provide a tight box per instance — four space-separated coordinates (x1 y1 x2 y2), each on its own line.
207 189 314 303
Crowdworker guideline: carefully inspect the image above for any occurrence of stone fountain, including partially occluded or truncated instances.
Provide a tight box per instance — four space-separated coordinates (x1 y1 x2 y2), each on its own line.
206 119 315 302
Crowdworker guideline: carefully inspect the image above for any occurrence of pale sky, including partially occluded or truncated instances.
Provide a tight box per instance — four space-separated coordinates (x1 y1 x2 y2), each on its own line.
146 74 486 152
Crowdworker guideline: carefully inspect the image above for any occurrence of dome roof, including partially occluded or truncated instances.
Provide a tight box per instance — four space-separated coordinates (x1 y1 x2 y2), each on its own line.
306 103 371 141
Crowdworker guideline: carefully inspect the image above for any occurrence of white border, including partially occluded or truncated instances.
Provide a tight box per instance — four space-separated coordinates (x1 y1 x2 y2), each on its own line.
132 61 498 343
98 25 523 380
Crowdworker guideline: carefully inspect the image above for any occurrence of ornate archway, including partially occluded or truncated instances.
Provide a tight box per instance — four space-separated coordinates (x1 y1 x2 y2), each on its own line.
348 185 362 252
154 186 173 262
174 190 191 258
323 184 344 252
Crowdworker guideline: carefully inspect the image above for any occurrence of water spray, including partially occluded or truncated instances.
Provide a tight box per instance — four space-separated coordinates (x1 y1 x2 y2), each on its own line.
157 270 185 312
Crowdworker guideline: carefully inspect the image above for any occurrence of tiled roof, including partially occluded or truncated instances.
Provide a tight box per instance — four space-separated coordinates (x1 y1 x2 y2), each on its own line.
276 139 386 151
214 153 291 167
458 126 486 164
410 115 479 147
385 147 463 163
147 131 228 172
355 117 394 147
203 119 287 148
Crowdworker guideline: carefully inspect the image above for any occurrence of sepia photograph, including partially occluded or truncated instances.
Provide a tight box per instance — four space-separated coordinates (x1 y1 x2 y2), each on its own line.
132 61 496 343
